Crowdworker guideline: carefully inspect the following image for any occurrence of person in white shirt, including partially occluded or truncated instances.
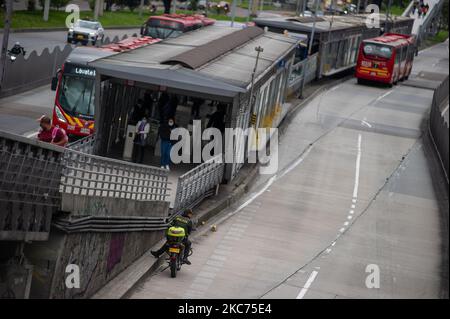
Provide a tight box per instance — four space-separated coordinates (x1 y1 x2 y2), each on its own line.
133 117 150 164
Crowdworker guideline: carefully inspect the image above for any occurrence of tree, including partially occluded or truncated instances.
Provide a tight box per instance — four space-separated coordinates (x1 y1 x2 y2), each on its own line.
39 0 70 10
115 0 141 11
190 0 199 11
27 0 37 11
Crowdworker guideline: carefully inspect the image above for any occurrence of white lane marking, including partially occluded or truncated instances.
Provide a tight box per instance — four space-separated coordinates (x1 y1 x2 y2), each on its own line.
280 146 313 178
375 90 392 103
234 175 276 213
361 120 372 128
352 134 362 199
344 221 349 226
330 85 341 92
352 199 357 203
351 204 356 209
296 270 319 299
339 227 345 233
331 241 336 246
349 210 354 214
347 215 353 220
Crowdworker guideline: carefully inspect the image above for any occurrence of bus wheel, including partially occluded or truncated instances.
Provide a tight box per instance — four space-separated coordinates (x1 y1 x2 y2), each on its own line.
357 78 363 85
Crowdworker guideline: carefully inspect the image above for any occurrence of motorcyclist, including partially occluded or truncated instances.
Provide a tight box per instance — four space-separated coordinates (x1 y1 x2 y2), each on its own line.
151 209 194 265
9 42 26 56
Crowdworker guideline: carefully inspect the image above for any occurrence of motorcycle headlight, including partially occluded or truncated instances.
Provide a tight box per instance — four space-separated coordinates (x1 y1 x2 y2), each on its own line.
55 106 67 123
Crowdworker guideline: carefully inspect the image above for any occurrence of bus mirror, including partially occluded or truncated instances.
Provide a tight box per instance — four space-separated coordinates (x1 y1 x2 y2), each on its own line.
51 77 58 91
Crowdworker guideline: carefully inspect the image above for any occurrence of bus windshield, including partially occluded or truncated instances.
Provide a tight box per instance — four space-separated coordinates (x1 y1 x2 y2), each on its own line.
363 43 393 59
58 74 95 118
146 26 183 39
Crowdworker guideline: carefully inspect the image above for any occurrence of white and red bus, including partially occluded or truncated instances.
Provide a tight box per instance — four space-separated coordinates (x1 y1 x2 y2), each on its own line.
51 14 215 138
51 37 161 138
355 33 416 87
140 14 215 39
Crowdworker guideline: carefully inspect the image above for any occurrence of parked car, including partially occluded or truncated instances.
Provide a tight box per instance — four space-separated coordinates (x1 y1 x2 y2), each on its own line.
67 20 105 46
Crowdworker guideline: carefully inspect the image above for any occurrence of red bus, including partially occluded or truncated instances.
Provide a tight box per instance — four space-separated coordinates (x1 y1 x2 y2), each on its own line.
140 14 215 39
52 14 215 138
51 36 161 138
355 33 416 87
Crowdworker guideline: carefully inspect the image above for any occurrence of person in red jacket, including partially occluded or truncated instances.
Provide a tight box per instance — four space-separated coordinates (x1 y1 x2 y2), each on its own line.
37 115 68 147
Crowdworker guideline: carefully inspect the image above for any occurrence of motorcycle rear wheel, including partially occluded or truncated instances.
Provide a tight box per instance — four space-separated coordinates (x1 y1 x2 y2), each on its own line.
170 256 177 278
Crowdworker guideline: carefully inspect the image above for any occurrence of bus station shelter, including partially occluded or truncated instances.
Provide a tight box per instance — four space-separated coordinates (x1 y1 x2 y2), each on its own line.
89 25 298 196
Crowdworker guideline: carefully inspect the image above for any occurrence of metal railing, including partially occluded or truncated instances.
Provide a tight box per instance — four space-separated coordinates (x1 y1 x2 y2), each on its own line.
172 155 225 215
0 131 64 241
429 75 449 183
67 134 96 154
61 149 170 202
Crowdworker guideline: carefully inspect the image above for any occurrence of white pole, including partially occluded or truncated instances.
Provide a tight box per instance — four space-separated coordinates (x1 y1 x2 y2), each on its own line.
43 0 50 21
172 0 177 14
99 0 105 16
94 0 100 20
139 0 145 18
247 0 253 22
231 0 237 27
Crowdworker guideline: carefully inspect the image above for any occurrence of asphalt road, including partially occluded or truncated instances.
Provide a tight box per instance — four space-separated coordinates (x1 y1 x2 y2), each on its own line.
0 28 140 57
128 42 449 299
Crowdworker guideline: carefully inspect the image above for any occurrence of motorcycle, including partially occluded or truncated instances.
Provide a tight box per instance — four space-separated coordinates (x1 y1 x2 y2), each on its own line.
166 242 193 278
7 45 26 62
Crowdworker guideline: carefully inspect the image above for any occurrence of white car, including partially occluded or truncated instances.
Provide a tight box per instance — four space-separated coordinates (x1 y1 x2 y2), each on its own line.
68 20 105 46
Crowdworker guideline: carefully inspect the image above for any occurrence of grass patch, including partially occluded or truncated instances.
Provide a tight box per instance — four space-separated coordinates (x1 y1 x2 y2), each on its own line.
237 0 275 11
427 30 449 45
0 10 145 29
0 9 250 30
381 5 406 16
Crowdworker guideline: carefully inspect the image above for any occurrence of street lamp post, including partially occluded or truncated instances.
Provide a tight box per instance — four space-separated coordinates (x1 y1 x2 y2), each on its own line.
308 0 320 56
249 46 264 126
386 0 393 32
0 0 13 93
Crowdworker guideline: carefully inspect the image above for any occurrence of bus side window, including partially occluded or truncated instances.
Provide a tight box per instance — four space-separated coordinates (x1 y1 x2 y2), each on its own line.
395 48 400 64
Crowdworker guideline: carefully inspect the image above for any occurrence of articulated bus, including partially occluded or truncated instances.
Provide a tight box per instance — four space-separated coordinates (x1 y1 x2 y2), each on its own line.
140 14 215 38
51 14 215 138
355 33 416 87
51 37 161 138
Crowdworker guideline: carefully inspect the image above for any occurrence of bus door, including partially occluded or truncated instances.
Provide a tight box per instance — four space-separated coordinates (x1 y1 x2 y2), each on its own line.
399 45 408 79
394 48 401 82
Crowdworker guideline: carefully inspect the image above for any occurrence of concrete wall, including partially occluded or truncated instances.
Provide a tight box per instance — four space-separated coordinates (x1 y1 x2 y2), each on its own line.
24 192 170 299
49 229 164 299
61 193 169 218
429 76 449 183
